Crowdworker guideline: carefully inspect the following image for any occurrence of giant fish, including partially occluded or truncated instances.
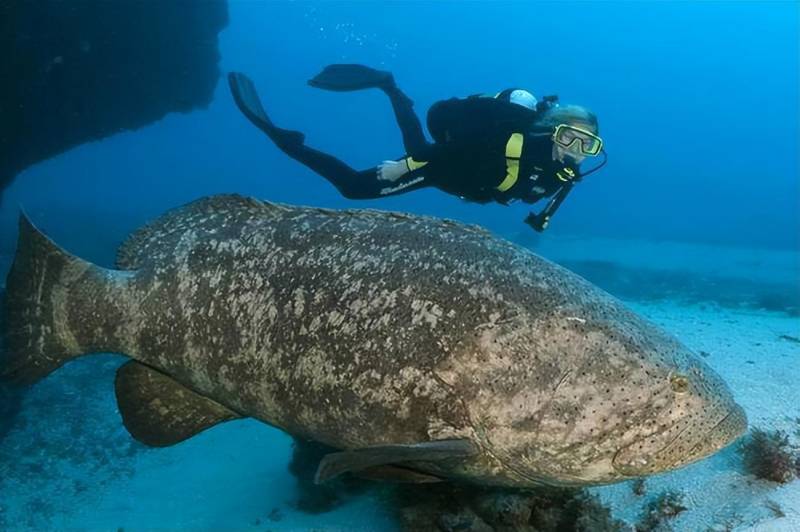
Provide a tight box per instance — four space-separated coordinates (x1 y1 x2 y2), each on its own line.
2 194 746 487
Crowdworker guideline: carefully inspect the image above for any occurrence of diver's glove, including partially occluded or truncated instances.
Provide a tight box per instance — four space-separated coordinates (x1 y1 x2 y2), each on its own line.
524 211 550 233
524 181 576 233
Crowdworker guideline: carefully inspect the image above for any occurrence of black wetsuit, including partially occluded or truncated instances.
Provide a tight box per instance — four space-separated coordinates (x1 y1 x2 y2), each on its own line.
271 85 581 206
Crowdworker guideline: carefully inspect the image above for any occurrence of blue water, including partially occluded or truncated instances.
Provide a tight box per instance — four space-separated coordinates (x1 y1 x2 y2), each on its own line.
1 2 799 530
2 1 798 260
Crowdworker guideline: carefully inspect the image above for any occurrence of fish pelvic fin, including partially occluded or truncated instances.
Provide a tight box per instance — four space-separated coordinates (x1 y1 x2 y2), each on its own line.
2 212 131 386
314 439 476 484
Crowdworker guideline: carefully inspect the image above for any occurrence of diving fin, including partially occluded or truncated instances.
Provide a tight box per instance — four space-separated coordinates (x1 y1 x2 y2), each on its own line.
314 439 476 484
227 72 304 147
308 64 395 92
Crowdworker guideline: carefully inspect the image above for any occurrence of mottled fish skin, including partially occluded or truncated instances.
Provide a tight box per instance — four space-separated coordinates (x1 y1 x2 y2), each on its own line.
63 195 745 486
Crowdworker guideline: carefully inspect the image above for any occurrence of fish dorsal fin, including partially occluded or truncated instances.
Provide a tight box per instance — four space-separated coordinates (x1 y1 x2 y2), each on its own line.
116 194 495 271
116 194 289 269
114 360 241 447
314 439 476 484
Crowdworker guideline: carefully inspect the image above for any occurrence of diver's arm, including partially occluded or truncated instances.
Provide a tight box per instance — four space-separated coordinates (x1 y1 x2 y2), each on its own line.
524 185 571 232
523 174 579 232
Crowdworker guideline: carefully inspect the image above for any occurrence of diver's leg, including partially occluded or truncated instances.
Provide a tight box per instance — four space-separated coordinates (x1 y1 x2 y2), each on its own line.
372 168 429 198
277 143 375 199
230 72 429 200
280 142 428 199
381 84 433 160
229 72 305 148
275 140 430 199
307 65 432 159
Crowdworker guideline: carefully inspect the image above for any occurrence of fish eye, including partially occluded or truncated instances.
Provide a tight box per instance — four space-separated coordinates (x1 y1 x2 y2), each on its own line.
670 374 690 393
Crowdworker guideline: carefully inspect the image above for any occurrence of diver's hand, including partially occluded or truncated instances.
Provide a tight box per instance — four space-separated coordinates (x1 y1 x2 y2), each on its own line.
524 212 548 233
377 160 409 182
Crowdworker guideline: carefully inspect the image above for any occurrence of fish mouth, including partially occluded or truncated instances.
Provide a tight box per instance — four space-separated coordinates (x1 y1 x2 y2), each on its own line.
612 404 748 476
688 403 748 455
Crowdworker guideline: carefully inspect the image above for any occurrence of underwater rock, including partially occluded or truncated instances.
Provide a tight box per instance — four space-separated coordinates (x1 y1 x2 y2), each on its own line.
267 507 283 522
0 1 229 206
635 490 687 532
391 483 625 532
0 380 21 442
739 428 799 484
285 449 627 531
0 287 22 441
2 194 746 490
631 478 647 497
286 440 627 530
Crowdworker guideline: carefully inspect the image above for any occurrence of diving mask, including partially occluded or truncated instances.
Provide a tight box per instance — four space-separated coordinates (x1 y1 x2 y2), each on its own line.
553 124 603 156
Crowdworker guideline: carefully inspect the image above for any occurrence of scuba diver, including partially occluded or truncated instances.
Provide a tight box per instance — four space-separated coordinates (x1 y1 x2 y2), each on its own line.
228 64 606 232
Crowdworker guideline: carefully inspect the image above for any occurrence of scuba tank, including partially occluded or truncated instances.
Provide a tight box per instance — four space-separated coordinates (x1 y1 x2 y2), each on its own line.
426 89 557 145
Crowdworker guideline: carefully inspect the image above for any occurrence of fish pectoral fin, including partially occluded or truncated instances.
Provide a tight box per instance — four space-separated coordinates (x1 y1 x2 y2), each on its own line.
314 439 476 484
354 465 445 484
114 361 241 447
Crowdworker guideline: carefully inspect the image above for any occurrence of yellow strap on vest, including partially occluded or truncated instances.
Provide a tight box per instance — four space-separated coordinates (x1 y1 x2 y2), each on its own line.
404 156 428 171
556 166 576 182
497 133 524 192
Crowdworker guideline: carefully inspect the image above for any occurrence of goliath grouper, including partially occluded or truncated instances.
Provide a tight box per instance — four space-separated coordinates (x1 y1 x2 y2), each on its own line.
2 194 746 487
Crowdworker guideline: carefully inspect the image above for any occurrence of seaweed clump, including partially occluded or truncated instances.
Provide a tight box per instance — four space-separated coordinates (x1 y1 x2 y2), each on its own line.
739 428 799 484
635 490 687 532
391 483 625 532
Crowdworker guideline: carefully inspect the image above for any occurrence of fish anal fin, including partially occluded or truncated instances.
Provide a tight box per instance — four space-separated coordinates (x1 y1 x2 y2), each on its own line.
114 361 240 447
314 439 476 484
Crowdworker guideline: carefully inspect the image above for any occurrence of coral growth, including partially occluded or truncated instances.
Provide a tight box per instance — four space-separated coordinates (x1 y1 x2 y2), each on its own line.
391 483 624 532
286 442 627 532
739 428 799 484
635 490 687 531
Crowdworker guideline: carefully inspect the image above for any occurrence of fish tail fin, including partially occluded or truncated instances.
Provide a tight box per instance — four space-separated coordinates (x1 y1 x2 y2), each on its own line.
2 213 125 385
